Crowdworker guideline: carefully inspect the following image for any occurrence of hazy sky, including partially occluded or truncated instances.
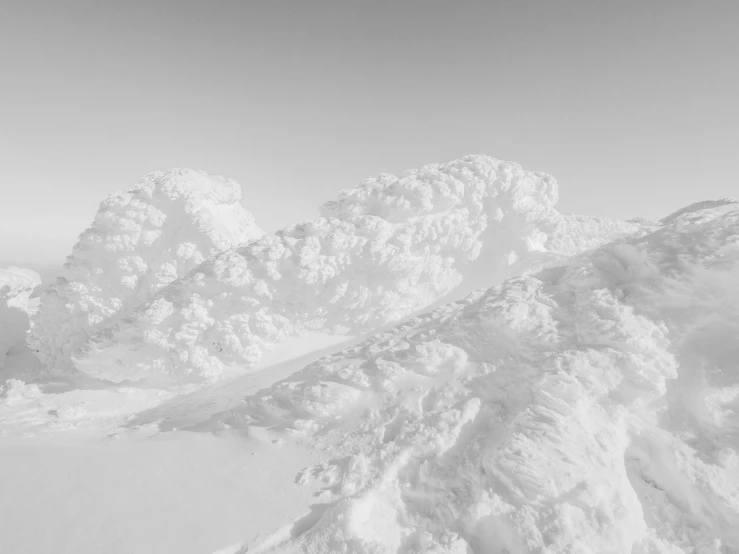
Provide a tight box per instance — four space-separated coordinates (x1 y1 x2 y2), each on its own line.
1 0 738 265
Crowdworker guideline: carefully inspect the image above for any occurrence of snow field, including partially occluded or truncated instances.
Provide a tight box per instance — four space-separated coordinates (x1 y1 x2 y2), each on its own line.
1 158 736 554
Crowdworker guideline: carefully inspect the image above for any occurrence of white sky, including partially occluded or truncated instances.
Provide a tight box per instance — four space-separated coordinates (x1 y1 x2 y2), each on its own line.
1 0 738 265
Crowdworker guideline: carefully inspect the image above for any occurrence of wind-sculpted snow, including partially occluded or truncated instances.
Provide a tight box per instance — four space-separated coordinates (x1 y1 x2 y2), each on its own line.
210 200 739 553
74 155 643 384
659 197 737 225
28 169 264 373
0 267 41 368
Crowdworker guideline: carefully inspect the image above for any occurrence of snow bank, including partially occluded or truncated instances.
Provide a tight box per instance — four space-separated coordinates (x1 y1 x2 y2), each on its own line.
74 155 644 385
216 199 739 553
28 169 264 373
0 267 41 368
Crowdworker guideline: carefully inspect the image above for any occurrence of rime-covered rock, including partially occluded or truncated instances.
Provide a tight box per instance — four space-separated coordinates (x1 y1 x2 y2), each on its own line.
29 169 264 372
0 267 40 368
74 155 645 384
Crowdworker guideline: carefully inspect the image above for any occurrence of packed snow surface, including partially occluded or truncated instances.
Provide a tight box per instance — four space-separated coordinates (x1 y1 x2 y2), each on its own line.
1 156 737 554
74 156 645 385
28 169 264 373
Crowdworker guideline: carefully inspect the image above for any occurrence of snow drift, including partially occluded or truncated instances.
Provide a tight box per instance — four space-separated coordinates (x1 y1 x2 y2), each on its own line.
0 267 40 368
28 169 264 373
74 155 645 385
212 198 739 553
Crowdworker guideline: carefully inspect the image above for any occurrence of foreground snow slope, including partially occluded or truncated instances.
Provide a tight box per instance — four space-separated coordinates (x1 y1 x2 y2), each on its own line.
0 267 40 368
74 155 644 384
0 431 319 554
196 199 737 553
29 169 264 373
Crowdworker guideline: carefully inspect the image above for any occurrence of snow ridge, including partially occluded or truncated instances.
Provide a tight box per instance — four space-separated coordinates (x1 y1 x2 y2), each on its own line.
28 169 264 373
73 155 642 384
213 200 739 553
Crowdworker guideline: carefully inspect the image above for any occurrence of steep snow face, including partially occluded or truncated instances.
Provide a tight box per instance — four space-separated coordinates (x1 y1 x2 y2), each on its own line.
212 200 739 553
74 155 644 384
28 169 264 373
0 267 41 368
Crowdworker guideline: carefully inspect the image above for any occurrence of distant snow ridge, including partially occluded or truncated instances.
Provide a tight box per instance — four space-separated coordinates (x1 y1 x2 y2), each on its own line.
74 155 643 384
220 200 739 553
29 169 264 373
0 267 40 369
659 197 738 225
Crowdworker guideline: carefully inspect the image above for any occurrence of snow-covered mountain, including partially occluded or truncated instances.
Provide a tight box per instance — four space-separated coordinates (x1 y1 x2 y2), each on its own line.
1 157 736 554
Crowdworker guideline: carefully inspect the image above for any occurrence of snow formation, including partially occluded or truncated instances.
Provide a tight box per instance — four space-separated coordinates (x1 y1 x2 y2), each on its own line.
0 267 40 368
1 154 737 554
73 155 645 385
28 169 264 373
212 199 739 553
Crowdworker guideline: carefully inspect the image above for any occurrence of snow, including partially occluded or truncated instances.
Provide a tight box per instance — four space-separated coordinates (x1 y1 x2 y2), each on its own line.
0 432 318 554
203 198 737 552
73 156 645 385
0 266 40 369
1 156 737 554
28 169 264 374
658 197 738 225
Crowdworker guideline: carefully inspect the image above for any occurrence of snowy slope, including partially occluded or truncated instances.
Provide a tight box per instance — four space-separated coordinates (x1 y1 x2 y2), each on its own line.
0 431 319 554
198 199 737 553
73 156 645 385
28 169 264 373
0 267 40 368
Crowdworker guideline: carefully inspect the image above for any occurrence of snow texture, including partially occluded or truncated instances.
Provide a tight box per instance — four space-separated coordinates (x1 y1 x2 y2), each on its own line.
211 199 739 553
1 156 737 554
28 169 264 373
0 267 40 368
74 156 644 385
659 197 738 225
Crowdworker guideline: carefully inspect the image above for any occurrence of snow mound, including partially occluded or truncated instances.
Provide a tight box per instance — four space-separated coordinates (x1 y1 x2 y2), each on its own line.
28 169 264 373
0 267 41 368
214 199 739 553
74 155 644 384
